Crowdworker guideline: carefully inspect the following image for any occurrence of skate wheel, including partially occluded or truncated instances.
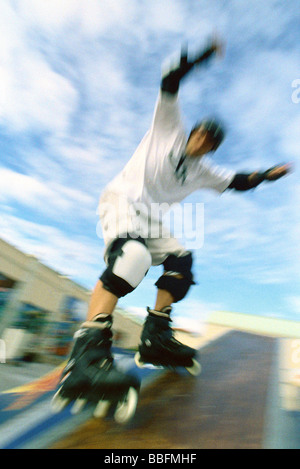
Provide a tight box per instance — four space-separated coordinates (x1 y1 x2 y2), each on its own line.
94 399 111 419
51 388 70 413
71 398 87 415
134 352 144 368
134 352 158 370
186 359 202 376
114 387 139 424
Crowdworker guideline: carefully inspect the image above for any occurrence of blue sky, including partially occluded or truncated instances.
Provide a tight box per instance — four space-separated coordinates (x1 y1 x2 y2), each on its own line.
0 0 299 328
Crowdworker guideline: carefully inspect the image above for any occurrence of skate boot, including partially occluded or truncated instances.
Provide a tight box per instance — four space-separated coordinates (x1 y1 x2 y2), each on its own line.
52 314 140 424
135 307 201 376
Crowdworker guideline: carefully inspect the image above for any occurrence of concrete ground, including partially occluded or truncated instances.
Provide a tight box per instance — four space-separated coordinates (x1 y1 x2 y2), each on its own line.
0 362 55 393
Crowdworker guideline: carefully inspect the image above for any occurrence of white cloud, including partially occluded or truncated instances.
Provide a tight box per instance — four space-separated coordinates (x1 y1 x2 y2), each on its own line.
0 54 77 133
0 168 96 218
0 5 78 134
18 0 138 37
18 0 80 29
280 115 300 160
0 213 100 286
0 168 57 205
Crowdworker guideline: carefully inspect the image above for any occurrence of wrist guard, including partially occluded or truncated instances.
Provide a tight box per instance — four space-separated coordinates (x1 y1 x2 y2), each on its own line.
161 43 219 95
228 165 284 192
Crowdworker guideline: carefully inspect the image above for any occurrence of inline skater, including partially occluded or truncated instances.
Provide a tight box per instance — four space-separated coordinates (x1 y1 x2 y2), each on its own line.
52 39 291 422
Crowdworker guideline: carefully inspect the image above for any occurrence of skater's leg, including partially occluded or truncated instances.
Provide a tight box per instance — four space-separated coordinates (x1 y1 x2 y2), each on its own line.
154 289 174 311
155 252 195 303
89 236 152 320
53 236 152 420
87 280 118 321
136 250 201 375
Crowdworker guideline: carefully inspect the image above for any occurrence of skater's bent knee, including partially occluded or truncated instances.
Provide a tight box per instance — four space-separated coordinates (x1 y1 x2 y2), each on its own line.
100 236 152 298
155 251 195 302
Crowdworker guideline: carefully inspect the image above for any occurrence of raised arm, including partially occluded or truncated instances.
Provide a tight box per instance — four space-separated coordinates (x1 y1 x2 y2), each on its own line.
161 39 223 95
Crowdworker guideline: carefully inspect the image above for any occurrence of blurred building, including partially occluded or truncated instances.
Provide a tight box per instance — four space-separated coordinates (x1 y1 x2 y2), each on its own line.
0 238 90 363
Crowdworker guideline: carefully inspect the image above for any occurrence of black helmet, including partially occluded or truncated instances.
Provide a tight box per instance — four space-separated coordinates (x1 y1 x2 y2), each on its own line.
192 118 226 151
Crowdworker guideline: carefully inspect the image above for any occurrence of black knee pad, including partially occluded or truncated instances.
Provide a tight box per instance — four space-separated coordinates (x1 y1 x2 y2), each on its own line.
155 251 195 302
100 235 152 298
